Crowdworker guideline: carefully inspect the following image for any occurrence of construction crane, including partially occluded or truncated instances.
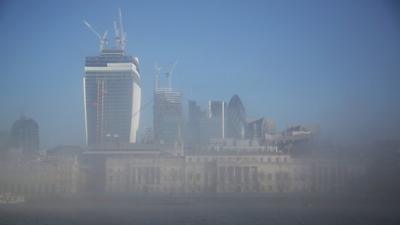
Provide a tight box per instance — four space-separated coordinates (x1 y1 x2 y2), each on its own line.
154 63 162 90
132 98 153 119
113 21 121 49
113 8 127 51
165 61 178 90
118 8 127 51
83 20 108 51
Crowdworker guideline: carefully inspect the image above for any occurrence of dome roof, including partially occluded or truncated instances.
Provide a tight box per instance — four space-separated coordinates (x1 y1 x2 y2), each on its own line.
228 94 243 109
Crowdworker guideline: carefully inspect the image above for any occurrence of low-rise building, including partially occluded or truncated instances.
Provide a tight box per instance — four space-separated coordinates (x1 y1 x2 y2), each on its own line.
0 148 81 196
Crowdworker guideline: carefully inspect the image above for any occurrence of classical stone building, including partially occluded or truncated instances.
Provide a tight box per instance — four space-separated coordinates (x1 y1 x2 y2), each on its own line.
0 146 81 196
81 142 293 193
0 142 367 196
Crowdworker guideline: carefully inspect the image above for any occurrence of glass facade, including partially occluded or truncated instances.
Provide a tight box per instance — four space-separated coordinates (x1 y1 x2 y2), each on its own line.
153 88 182 144
84 49 141 146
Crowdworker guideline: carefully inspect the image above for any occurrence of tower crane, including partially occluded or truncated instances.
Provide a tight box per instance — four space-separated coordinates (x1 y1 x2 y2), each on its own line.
113 8 127 51
83 20 108 51
118 8 127 51
154 63 162 90
165 61 178 90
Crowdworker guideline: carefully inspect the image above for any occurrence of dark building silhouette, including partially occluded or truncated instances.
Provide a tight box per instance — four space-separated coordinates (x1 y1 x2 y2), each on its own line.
186 100 203 145
226 95 246 139
10 116 39 156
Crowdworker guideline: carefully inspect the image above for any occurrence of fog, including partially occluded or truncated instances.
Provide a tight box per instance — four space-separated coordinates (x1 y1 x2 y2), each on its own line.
1 0 400 224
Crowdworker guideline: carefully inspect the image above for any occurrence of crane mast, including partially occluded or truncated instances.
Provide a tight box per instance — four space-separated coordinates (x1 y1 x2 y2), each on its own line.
83 8 127 52
83 20 108 51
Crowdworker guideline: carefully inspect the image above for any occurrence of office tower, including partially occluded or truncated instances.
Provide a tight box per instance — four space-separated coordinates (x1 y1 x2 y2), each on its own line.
226 94 246 139
153 61 182 144
207 100 226 139
83 10 141 146
153 88 182 144
189 100 202 125
187 100 202 144
186 100 226 147
10 116 39 155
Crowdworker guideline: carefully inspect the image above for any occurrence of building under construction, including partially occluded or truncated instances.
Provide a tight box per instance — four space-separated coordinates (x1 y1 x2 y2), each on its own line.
152 61 183 144
83 9 141 146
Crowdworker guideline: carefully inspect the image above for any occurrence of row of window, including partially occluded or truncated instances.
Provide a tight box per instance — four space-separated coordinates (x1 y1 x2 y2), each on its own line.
0 183 75 194
186 156 289 163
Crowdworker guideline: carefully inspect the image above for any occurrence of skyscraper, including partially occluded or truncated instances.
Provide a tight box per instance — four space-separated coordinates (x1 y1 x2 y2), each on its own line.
153 61 183 144
153 88 182 144
207 100 226 139
83 10 141 146
226 95 246 139
187 100 203 144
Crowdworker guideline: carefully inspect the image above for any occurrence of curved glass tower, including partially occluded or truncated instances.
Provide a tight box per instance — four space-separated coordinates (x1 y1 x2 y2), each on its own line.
84 50 141 146
83 10 141 146
226 94 246 139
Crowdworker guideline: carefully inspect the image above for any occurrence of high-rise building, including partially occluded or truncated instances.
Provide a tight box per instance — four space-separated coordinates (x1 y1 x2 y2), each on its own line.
10 116 39 155
186 100 203 144
226 95 246 139
185 100 226 147
153 88 182 144
207 100 226 139
83 10 141 146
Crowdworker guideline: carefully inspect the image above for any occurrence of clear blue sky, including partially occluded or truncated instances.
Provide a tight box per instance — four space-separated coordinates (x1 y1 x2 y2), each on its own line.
0 0 399 147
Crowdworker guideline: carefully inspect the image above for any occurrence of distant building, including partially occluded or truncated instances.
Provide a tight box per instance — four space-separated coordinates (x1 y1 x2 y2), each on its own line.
0 130 9 154
153 88 183 144
246 117 276 140
9 116 39 156
81 143 184 193
140 127 154 144
81 144 291 193
185 152 292 193
291 157 366 193
226 95 246 139
0 143 367 195
186 100 204 145
185 100 226 147
204 138 278 153
207 100 226 139
0 146 81 196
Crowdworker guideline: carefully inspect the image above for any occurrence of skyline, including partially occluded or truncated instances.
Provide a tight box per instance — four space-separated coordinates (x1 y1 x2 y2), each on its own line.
1 0 400 147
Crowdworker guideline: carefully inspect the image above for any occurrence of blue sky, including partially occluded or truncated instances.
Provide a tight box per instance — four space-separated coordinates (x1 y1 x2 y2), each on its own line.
0 0 399 147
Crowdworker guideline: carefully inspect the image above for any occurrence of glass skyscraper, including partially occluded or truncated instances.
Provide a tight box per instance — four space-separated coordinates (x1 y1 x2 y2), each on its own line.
153 88 182 144
83 49 141 146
